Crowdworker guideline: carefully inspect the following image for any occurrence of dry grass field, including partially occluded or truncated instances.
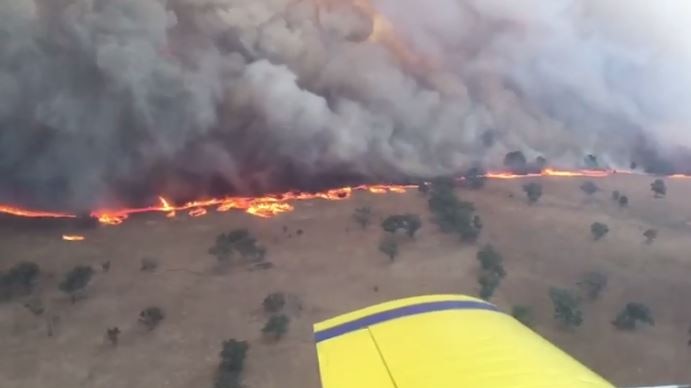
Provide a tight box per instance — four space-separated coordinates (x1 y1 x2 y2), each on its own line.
1 174 691 388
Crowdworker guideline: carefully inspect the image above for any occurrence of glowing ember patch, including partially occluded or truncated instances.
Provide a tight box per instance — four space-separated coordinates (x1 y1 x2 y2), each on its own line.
189 208 207 217
62 235 85 241
0 205 75 219
246 202 294 218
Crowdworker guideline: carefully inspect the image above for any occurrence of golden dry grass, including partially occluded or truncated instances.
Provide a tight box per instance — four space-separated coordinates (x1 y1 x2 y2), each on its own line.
1 174 690 388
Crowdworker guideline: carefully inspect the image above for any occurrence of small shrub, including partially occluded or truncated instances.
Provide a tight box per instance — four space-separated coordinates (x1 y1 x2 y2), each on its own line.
210 229 266 262
140 258 158 272
106 327 120 346
611 190 621 201
139 306 165 330
476 245 505 275
462 166 487 189
643 229 658 244
478 270 502 300
618 195 629 207
591 222 609 241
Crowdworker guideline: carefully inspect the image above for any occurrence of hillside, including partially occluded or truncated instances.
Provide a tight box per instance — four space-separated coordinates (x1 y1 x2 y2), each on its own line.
1 174 691 388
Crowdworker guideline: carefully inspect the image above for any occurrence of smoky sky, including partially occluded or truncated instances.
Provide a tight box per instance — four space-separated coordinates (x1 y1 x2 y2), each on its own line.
1 0 691 209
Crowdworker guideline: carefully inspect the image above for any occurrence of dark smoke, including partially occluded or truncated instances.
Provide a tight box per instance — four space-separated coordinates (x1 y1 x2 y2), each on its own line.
2 0 691 210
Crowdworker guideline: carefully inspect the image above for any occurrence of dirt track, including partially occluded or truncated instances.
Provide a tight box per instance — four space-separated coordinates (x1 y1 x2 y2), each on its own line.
1 175 691 388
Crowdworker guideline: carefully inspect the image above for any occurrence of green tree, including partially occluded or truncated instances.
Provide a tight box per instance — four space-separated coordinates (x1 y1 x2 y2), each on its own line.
504 151 528 173
378 237 399 262
618 195 629 207
262 314 290 340
591 222 610 241
263 292 286 314
522 182 543 203
59 266 94 303
580 181 599 195
139 306 165 330
428 186 481 242
578 271 608 301
651 179 667 198
643 229 658 244
478 270 502 300
512 305 535 327
210 229 266 262
549 288 583 328
352 207 373 229
612 303 654 330
381 214 422 238
215 339 249 388
476 245 505 275
0 262 40 300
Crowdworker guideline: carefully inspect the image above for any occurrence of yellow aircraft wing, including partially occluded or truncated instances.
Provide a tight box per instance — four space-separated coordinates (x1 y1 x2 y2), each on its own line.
314 294 614 388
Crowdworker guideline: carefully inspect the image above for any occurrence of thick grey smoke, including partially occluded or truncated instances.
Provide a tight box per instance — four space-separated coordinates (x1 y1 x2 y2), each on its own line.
1 0 690 209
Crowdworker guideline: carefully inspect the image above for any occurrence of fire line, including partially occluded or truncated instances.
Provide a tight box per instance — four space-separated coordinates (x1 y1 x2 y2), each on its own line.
1 168 689 226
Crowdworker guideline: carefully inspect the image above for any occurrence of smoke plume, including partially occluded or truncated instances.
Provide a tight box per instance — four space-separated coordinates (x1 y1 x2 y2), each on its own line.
2 0 691 209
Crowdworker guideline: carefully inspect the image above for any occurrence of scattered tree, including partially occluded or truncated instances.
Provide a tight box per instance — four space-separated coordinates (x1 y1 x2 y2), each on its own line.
101 261 111 273
512 305 535 327
611 190 621 201
209 229 266 262
618 195 629 207
262 314 290 340
106 327 120 346
580 181 599 195
478 270 502 300
578 271 608 301
263 292 286 314
630 161 638 170
643 229 658 244
214 339 249 388
549 288 583 328
352 207 373 229
504 151 528 173
0 261 40 300
591 222 610 241
428 183 481 242
58 266 94 303
381 214 422 238
476 245 506 300
476 245 505 275
378 236 399 262
523 182 543 204
462 166 487 189
139 306 165 330
651 179 667 198
585 154 599 168
612 303 654 330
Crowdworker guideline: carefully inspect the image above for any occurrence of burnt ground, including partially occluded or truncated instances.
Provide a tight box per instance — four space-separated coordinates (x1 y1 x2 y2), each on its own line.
1 174 691 388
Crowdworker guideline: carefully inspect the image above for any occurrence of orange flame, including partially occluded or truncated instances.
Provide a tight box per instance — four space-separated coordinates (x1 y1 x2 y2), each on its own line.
1 169 690 226
62 235 85 241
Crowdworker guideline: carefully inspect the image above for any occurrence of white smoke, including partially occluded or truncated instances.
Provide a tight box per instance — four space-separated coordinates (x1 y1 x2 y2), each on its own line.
1 0 690 208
